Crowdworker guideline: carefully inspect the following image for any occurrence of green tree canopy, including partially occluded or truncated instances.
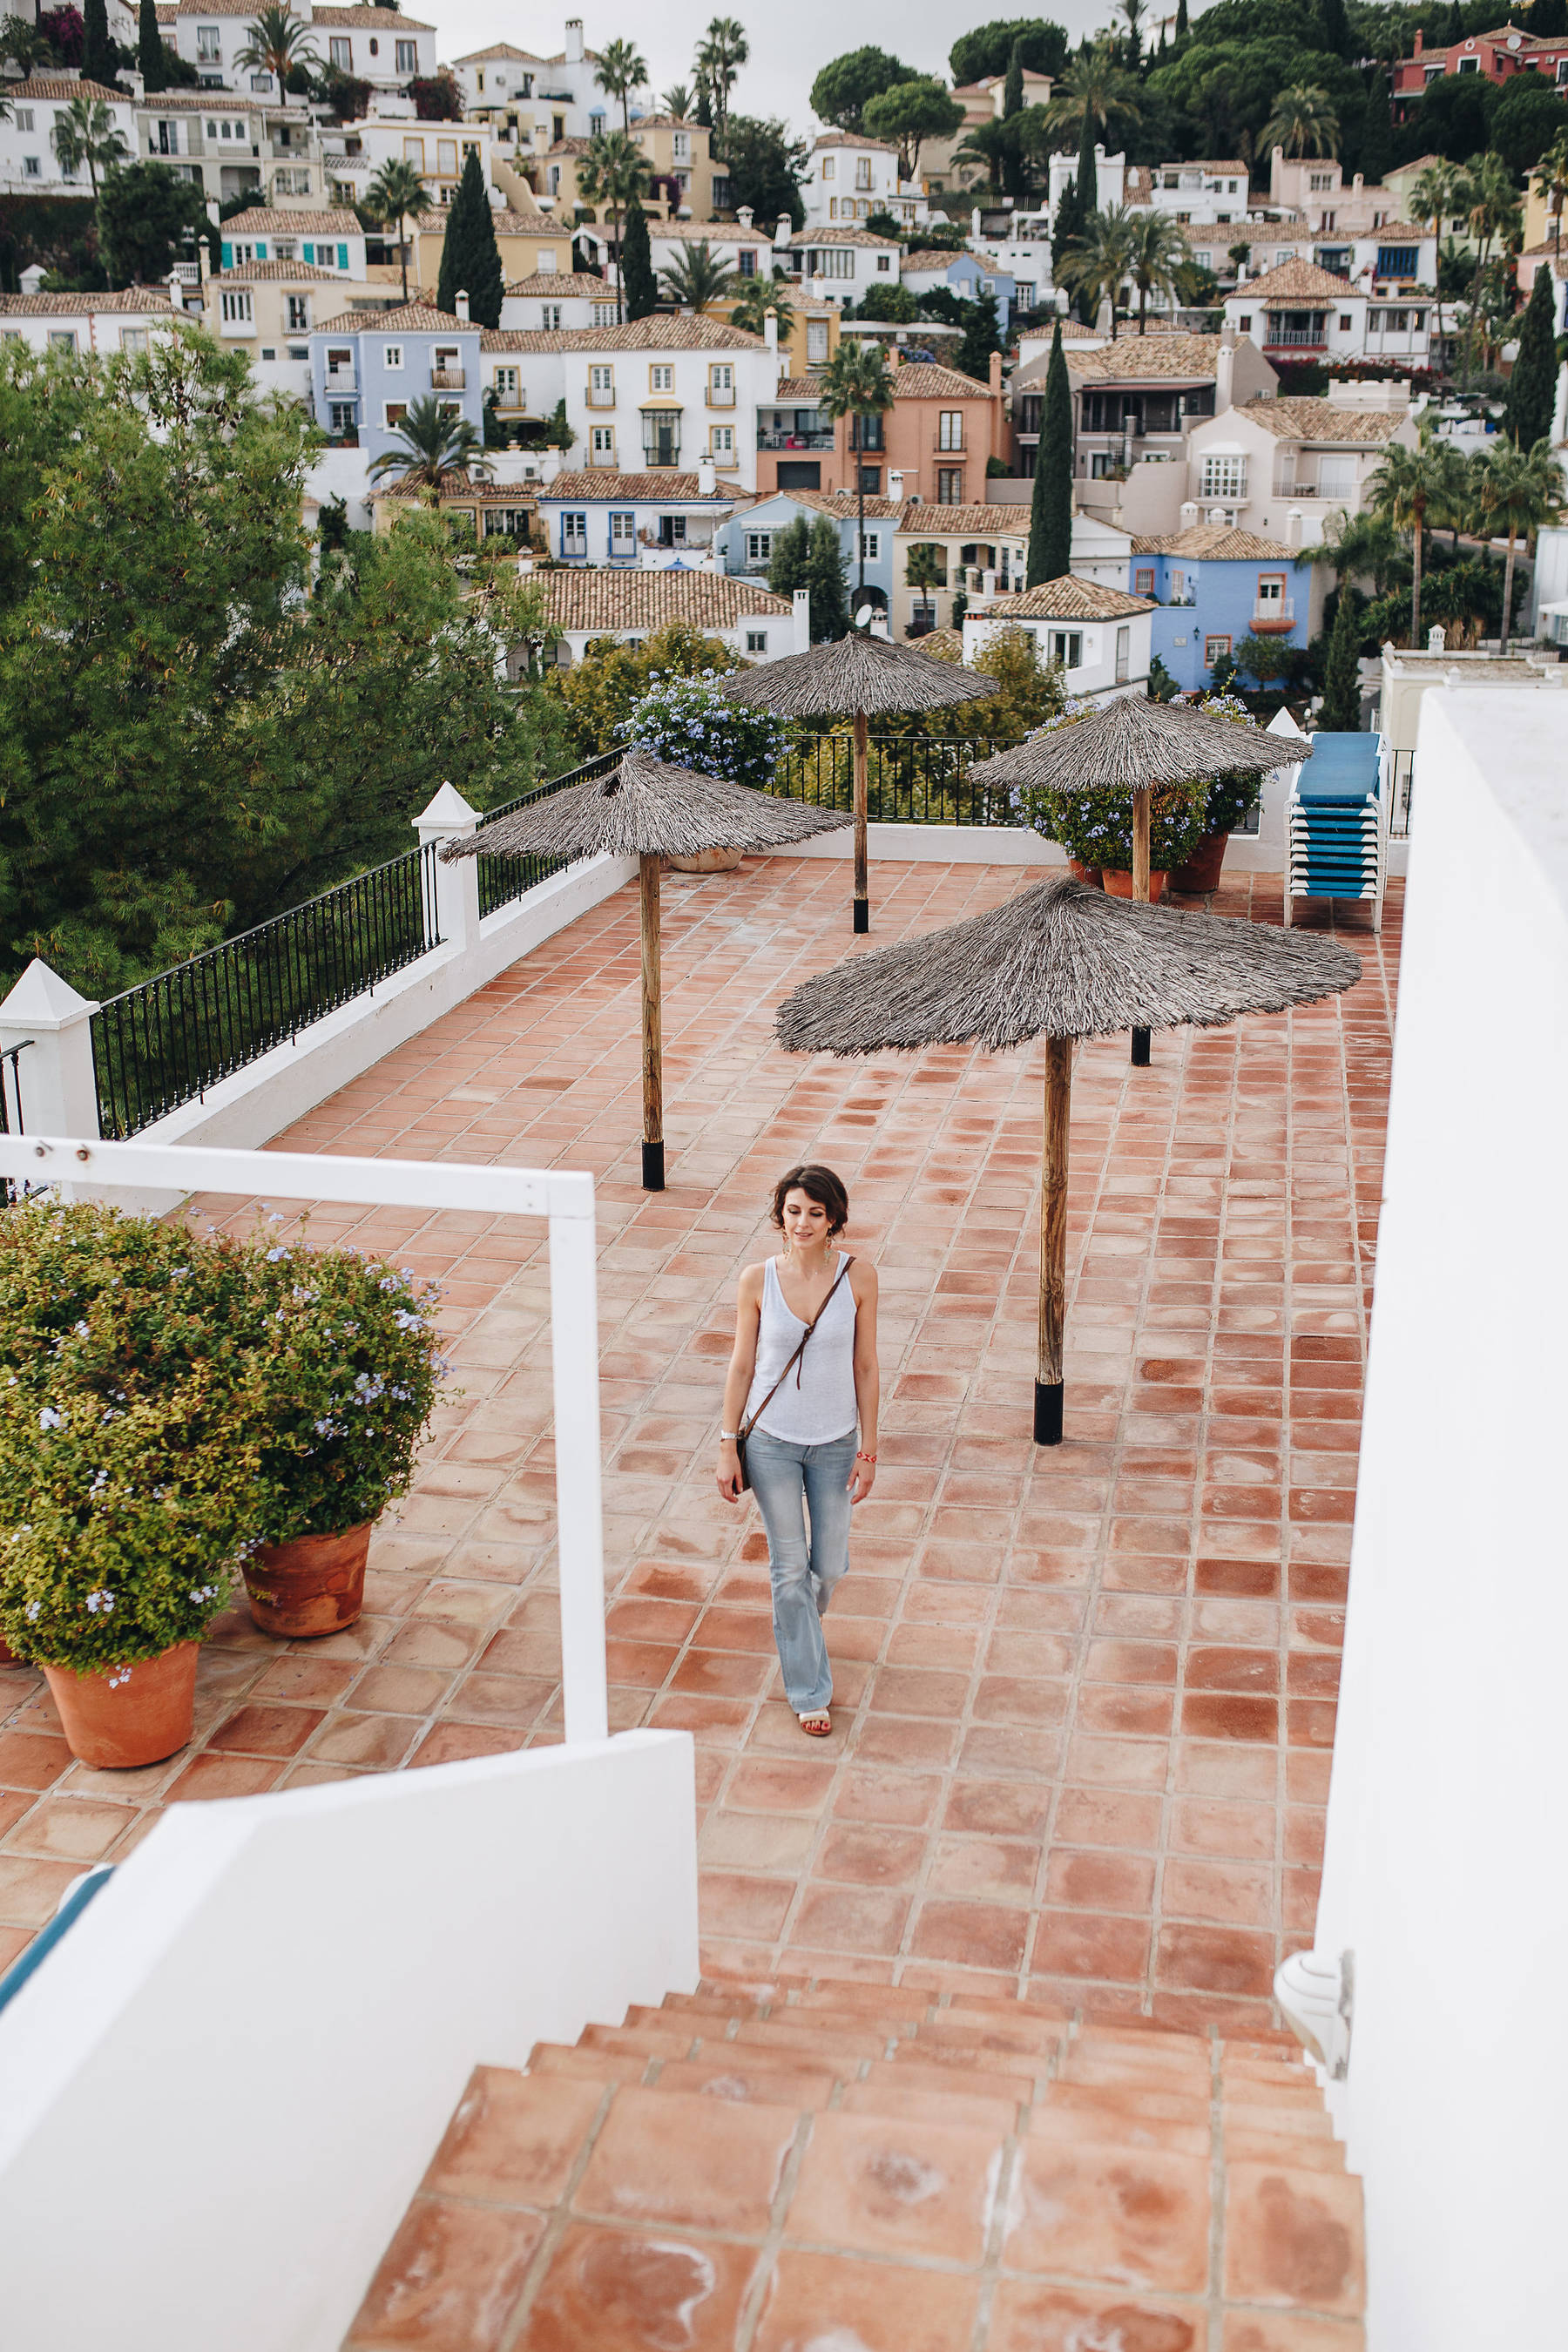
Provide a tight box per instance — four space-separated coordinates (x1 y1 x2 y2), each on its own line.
955 287 1005 377
1391 70 1496 166
949 18 1070 85
809 47 917 133
1028 320 1072 586
95 160 206 287
1490 74 1568 176
436 145 504 326
720 116 808 231
137 0 168 91
619 196 657 320
862 78 967 179
81 0 113 85
1505 262 1558 451
805 513 851 639
1319 585 1363 730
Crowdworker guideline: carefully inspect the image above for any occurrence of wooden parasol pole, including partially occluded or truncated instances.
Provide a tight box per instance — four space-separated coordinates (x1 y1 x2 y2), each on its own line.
1131 783 1152 1066
1036 1034 1072 1445
852 706 870 933
639 851 664 1192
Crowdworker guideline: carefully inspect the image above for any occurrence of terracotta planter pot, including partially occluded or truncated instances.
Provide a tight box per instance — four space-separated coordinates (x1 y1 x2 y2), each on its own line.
1171 829 1231 894
666 846 741 874
0 1633 19 1669
1066 858 1103 887
44 1641 198 1770
244 1522 372 1639
1102 867 1169 901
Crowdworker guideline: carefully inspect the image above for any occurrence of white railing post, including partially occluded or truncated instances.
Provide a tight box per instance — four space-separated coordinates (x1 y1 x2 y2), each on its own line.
413 782 480 951
0 960 102 1138
547 1174 609 1743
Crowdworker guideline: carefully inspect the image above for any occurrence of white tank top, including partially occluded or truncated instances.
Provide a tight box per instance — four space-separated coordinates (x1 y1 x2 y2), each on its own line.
743 1254 859 1445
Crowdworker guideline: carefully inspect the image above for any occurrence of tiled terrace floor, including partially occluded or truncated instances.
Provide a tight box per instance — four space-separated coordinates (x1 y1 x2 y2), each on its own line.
0 856 1400 2030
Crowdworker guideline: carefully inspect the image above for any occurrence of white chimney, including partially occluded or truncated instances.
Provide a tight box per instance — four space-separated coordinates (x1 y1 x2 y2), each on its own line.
888 470 904 502
541 446 563 485
1236 260 1247 282
869 615 889 639
564 17 584 64
1216 335 1235 414
773 218 792 248
455 289 470 321
793 587 810 653
736 206 754 231
697 455 717 495
764 308 779 352
18 264 46 295
982 568 998 602
1179 499 1200 528
811 274 827 306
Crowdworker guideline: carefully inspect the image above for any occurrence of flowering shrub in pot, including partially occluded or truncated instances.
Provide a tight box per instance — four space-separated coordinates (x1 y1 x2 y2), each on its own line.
623 672 790 868
0 1201 267 1767
1169 691 1263 892
236 1234 445 1639
1012 700 1206 896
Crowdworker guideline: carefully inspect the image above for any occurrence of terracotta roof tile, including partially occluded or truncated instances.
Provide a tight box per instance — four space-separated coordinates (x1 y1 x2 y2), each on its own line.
538 470 734 503
1064 331 1231 384
788 226 902 249
222 207 362 237
504 274 616 298
315 301 476 335
539 571 790 632
1131 524 1300 559
1236 395 1409 443
481 314 768 354
898 502 1031 535
452 42 547 63
310 5 434 25
0 287 174 314
985 577 1155 619
1236 256 1369 304
3 74 128 100
209 261 343 282
891 362 997 400
811 132 896 154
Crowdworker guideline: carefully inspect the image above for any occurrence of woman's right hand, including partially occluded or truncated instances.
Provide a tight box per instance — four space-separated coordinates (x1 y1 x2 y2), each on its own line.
715 1441 743 1504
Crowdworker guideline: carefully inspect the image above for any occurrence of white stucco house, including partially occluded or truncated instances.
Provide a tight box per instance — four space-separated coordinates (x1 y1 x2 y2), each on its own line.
1184 381 1419 542
772 222 902 309
0 76 135 196
525 569 801 671
801 132 928 233
962 575 1155 702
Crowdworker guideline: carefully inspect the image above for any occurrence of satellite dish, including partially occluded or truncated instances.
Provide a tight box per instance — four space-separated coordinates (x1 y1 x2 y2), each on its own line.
855 605 874 628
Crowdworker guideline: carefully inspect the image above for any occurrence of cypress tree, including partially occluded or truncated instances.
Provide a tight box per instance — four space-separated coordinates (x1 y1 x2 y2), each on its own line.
436 148 504 328
1443 0 1463 41
1506 262 1558 449
1076 103 1097 216
83 0 114 85
1176 0 1188 34
956 288 1004 382
1535 0 1568 35
1320 588 1362 731
1004 37 1024 119
1359 71 1391 185
805 513 850 639
620 197 657 321
765 513 812 599
1317 0 1351 59
1028 320 1073 585
1051 169 1084 282
138 0 169 91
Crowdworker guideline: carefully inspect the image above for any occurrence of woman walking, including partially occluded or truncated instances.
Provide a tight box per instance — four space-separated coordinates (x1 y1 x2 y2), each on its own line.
716 1165 879 1738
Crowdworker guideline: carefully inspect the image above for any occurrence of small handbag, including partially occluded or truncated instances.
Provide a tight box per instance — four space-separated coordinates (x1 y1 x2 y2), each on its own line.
735 1257 855 1493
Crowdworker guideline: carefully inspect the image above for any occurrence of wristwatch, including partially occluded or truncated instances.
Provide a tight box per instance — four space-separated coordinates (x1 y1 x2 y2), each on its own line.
720 1430 740 1442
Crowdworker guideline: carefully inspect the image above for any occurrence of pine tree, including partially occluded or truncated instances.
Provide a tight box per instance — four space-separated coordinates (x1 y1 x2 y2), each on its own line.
1506 262 1558 449
1320 588 1362 731
436 148 504 328
1076 102 1097 216
620 198 657 321
805 513 850 639
1359 70 1391 185
1004 37 1024 119
1028 321 1073 585
83 0 114 86
138 0 169 91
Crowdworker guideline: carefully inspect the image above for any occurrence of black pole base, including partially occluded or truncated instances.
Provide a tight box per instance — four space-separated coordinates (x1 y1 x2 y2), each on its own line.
853 897 869 935
1131 1026 1151 1066
642 1139 665 1192
1033 1380 1064 1445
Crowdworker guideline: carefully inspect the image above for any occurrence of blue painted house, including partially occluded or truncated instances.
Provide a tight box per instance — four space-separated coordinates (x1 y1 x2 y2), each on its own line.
1128 524 1315 689
308 303 483 463
900 247 1019 323
716 488 899 620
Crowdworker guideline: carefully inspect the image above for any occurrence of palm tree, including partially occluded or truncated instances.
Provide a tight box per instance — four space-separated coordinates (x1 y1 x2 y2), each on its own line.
1044 49 1143 151
1308 507 1403 597
695 16 747 152
574 130 652 324
1260 85 1339 161
1408 159 1463 373
595 37 648 133
905 542 945 632
661 82 695 121
729 274 795 338
1368 437 1448 644
1423 427 1475 555
819 340 896 605
1056 205 1139 338
1531 131 1568 257
233 2 320 88
1125 210 1190 333
366 157 432 302
953 118 1012 193
1476 436 1566 650
659 239 737 312
1457 152 1520 379
368 395 491 492
50 96 130 199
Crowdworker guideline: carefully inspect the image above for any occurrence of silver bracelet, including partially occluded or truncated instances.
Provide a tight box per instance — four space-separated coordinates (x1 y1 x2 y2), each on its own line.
720 1429 740 1443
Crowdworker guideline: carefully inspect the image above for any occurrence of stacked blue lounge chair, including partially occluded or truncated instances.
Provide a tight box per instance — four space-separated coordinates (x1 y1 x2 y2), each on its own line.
1285 730 1386 933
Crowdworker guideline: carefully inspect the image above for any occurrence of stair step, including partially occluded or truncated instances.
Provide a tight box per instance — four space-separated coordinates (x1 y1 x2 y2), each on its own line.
840 2078 1024 2134
654 2057 841 2109
915 2015 1065 2059
891 2038 1053 2086
866 2054 1039 2106
1225 2126 1348 2173
526 2042 651 2089
729 2017 900 2059
678 2035 856 2082
1029 2093 1210 2159
579 2022 697 2059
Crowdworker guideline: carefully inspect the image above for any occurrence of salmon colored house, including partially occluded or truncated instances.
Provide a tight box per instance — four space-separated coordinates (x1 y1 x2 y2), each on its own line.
754 349 1006 506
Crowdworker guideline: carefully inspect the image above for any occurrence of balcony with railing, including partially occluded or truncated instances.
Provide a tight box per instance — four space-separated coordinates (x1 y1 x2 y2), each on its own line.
429 368 466 390
585 385 616 408
1250 598 1296 632
1263 324 1328 348
759 426 835 449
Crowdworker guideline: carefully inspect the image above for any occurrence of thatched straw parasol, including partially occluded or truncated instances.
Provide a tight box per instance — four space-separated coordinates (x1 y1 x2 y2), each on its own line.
971 697 1311 1064
721 632 1000 935
775 875 1359 1443
449 750 848 1190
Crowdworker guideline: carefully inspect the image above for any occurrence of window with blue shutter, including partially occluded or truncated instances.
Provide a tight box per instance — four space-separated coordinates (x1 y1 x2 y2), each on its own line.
255 242 267 260
302 241 314 262
1376 246 1417 279
220 241 232 267
338 243 348 270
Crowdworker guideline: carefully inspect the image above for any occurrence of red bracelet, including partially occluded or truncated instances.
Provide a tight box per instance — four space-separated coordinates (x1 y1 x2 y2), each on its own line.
856 1450 877 1463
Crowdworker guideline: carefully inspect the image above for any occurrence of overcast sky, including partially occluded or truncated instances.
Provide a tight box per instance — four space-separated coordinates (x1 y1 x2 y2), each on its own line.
416 1 1122 144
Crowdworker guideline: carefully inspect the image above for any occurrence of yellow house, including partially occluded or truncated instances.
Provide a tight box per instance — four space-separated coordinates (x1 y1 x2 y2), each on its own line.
203 261 352 395
407 210 585 294
543 116 728 223
715 294 840 376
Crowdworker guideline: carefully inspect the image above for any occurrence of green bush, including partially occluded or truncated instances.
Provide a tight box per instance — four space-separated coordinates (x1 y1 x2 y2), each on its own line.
1173 689 1267 832
1017 699 1206 869
0 1201 266 1671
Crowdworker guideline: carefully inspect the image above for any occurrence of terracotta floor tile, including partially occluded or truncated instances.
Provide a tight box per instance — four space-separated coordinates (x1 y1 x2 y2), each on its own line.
573 2085 798 2234
513 2222 758 2352
752 2250 981 2352
785 2109 1006 2264
990 2281 1209 2352
346 2196 545 2350
1224 2163 1366 2315
422 2067 604 2207
1005 2138 1212 2291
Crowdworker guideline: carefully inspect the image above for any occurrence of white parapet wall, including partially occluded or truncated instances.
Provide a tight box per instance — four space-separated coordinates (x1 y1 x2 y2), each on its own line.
1310 687 1568 2349
0 1729 700 2352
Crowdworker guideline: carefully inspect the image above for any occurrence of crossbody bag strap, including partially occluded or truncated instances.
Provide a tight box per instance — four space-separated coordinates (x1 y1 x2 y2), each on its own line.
740 1256 855 1441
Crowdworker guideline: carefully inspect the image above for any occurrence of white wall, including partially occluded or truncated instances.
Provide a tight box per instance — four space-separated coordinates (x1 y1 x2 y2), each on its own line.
1312 686 1568 2350
0 1728 699 2352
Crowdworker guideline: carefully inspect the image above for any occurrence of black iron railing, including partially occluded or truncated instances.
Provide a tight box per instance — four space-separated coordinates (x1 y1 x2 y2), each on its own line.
91 844 443 1139
475 747 621 916
770 735 1025 829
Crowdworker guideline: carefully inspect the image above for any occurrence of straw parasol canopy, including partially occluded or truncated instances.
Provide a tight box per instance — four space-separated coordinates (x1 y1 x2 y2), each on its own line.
450 749 848 1191
969 694 1312 1064
722 633 1001 933
775 875 1360 1443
